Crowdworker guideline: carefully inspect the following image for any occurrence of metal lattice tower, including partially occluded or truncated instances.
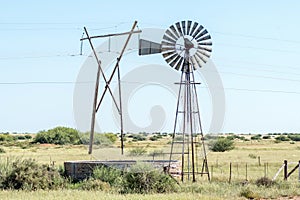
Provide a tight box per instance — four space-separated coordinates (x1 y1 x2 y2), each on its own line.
160 21 211 182
138 20 211 181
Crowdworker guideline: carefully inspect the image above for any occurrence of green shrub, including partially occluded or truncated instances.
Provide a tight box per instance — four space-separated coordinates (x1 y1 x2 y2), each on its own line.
80 133 113 147
1 158 64 190
24 135 32 140
149 136 158 141
103 133 118 143
226 135 235 140
93 166 122 186
262 135 271 139
77 178 110 191
131 134 146 142
16 135 26 140
255 177 274 187
0 134 15 142
121 163 178 194
33 127 81 145
288 134 300 141
240 187 258 199
250 135 261 140
209 138 235 152
275 135 290 142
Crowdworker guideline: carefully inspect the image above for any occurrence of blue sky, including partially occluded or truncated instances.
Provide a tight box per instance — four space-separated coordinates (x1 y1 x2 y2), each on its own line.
1 1 300 133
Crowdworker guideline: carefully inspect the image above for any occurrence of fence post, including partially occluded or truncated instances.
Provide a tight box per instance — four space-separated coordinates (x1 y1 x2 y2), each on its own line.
245 163 248 181
229 162 232 183
284 160 288 180
258 156 261 166
298 160 300 182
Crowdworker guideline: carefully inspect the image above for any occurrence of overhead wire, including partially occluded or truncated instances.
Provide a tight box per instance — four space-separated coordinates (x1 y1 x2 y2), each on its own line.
1 80 300 96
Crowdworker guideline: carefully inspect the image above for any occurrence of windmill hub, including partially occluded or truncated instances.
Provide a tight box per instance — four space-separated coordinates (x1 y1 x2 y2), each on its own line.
175 35 198 57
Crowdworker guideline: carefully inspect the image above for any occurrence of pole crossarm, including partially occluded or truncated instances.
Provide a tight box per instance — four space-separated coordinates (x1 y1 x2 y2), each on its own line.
80 30 141 41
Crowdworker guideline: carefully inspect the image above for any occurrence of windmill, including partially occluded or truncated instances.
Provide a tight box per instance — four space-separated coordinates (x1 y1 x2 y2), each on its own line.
139 20 211 182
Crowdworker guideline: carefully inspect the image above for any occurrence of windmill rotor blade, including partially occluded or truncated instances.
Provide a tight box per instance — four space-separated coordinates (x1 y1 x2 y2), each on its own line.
195 52 207 64
166 29 178 41
197 34 211 42
165 53 179 63
161 40 175 47
161 47 175 52
189 22 199 37
197 45 212 53
163 34 176 44
162 50 176 58
175 57 184 70
198 41 212 46
192 25 203 39
195 29 208 41
197 49 211 58
187 21 192 35
169 55 181 68
194 55 203 68
176 22 183 36
187 57 196 70
181 21 186 35
190 56 199 70
170 25 180 38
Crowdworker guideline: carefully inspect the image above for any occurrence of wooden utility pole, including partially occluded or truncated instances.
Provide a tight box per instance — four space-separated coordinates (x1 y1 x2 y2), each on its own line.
81 21 139 155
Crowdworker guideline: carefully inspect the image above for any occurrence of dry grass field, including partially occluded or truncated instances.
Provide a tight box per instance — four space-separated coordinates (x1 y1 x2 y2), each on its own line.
0 134 300 199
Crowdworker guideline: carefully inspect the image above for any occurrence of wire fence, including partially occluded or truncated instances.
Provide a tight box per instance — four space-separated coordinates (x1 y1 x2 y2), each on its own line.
207 160 300 183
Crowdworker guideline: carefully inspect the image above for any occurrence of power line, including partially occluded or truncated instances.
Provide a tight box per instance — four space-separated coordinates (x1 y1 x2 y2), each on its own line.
212 31 300 44
216 42 299 54
0 54 85 60
1 80 300 96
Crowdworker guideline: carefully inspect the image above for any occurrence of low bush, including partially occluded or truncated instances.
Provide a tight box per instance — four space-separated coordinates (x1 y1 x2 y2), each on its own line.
131 134 146 142
33 127 81 145
209 138 235 152
93 166 122 186
250 134 261 140
121 163 178 194
80 133 113 147
275 135 290 142
255 177 274 187
262 135 271 139
240 187 259 199
0 134 15 142
76 178 110 191
288 134 300 141
1 158 64 190
103 133 118 143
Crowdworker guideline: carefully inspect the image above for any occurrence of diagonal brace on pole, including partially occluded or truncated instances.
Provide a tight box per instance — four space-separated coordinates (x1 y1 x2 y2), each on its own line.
95 21 138 112
83 28 121 114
